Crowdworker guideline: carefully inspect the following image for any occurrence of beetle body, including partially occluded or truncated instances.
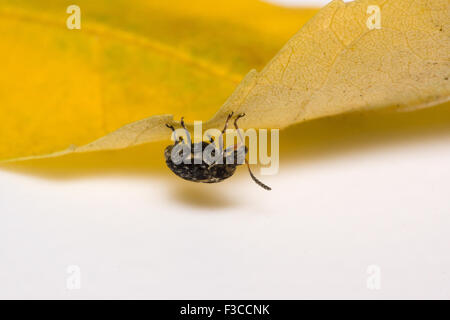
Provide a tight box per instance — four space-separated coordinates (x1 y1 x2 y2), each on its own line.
164 113 271 190
164 141 239 183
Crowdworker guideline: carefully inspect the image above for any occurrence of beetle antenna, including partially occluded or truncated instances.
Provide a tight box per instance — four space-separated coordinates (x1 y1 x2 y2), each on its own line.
233 113 271 190
246 160 271 191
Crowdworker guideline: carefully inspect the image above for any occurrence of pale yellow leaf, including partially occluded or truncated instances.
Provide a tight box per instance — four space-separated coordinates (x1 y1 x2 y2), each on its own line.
2 0 449 163
0 0 316 162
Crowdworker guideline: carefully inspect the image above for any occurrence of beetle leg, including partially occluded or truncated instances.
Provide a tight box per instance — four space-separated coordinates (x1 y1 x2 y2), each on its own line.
221 112 234 134
233 113 246 147
217 112 234 155
207 112 236 167
179 117 191 145
165 124 179 145
165 123 175 132
233 113 271 190
234 112 245 126
166 123 186 145
180 117 187 130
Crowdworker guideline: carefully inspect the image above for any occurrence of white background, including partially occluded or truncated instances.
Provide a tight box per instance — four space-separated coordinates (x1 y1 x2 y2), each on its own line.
1 0 450 299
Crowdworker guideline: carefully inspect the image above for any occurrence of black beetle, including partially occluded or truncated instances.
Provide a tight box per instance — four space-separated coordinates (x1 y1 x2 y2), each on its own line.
164 112 271 190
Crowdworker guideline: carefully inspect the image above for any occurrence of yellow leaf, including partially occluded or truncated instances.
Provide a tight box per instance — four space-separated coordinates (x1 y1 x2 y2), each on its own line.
1 0 449 166
0 0 316 161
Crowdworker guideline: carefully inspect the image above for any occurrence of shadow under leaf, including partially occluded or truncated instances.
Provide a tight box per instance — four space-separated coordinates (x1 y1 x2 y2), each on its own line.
280 102 450 166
